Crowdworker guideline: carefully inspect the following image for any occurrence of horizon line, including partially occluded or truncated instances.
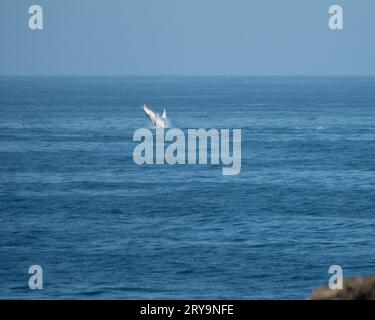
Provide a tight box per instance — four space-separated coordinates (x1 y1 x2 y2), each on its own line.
1 74 375 77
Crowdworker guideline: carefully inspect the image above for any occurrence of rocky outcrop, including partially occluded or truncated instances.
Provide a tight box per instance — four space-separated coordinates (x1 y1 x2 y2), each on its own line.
310 276 375 300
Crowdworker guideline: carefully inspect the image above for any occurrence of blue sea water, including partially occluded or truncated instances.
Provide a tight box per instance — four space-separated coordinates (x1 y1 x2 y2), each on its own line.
0 76 374 299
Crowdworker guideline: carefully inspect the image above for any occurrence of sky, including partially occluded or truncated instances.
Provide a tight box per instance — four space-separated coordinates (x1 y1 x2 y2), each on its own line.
0 0 374 75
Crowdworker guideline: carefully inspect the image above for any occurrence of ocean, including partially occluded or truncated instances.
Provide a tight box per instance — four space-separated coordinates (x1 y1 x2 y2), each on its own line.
0 76 374 299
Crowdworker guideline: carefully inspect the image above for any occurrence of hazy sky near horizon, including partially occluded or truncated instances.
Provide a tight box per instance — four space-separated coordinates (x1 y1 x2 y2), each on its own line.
0 0 374 75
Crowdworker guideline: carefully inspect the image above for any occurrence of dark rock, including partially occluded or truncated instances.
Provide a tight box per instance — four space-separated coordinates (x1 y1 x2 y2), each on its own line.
310 276 375 300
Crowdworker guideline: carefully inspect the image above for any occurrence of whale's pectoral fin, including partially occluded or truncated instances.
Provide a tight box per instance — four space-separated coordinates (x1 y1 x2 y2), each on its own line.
162 109 167 120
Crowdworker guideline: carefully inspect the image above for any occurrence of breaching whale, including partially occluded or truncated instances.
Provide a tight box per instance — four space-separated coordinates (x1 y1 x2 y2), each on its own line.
143 104 168 128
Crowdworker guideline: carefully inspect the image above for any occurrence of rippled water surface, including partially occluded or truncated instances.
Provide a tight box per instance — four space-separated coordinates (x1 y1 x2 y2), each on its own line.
0 76 374 299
